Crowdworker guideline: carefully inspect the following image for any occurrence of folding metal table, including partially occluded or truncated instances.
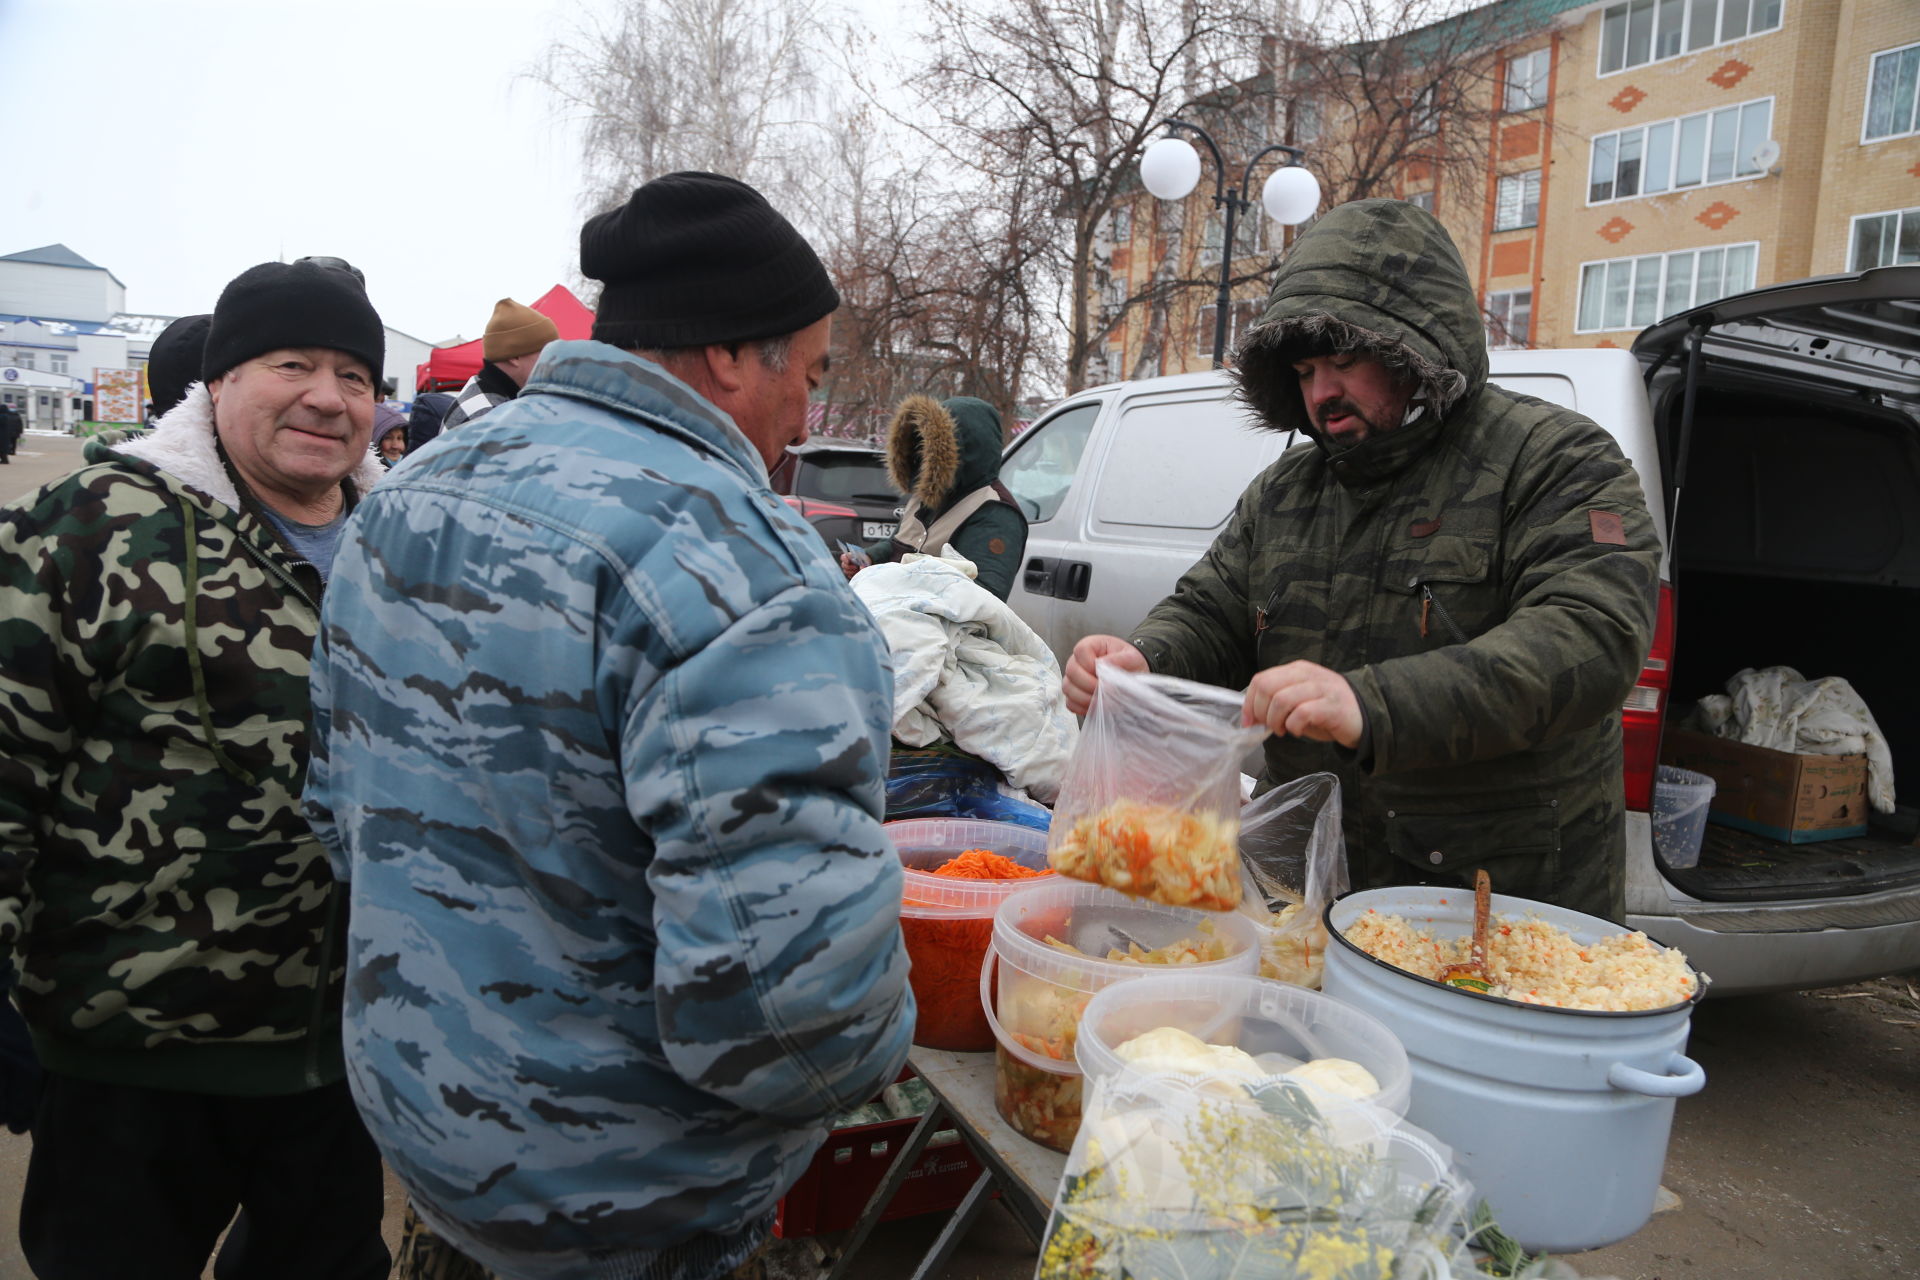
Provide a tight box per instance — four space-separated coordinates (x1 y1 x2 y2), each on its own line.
822 1048 1065 1279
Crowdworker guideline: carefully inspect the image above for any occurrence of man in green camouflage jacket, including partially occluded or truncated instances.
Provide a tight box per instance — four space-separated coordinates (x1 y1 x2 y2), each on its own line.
0 260 391 1278
1065 199 1660 922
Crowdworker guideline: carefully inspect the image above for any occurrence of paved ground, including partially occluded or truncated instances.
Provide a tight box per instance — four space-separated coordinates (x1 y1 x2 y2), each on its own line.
0 434 1915 1277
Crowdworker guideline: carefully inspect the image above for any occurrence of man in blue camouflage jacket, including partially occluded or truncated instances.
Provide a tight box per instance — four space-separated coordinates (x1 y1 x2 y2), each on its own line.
304 172 915 1280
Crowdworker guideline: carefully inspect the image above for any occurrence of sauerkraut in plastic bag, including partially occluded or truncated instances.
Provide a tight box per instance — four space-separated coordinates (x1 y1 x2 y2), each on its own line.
1050 662 1269 911
1038 1066 1478 1280
1238 773 1348 989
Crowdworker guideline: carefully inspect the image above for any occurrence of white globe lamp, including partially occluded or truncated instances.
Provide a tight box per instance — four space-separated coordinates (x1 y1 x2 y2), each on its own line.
1140 137 1202 201
1262 165 1322 226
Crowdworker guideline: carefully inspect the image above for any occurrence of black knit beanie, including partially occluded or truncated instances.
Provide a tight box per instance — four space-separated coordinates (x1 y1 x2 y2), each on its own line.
582 172 840 350
147 312 212 418
201 261 385 384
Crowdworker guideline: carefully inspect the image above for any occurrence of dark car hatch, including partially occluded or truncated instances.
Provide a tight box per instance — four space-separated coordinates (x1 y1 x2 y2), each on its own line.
1634 266 1920 902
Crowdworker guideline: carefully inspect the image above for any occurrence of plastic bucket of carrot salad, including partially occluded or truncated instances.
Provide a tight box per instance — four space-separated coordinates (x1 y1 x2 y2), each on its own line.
890 818 1054 1052
980 880 1260 1152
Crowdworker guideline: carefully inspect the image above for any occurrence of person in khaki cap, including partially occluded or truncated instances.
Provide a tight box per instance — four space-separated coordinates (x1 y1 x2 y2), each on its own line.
440 298 559 431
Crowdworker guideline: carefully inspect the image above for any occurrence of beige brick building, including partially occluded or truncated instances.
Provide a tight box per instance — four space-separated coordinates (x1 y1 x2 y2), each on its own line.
1100 0 1917 376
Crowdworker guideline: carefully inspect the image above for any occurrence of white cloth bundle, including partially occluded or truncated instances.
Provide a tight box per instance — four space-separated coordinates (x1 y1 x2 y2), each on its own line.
1690 666 1895 813
851 549 1078 804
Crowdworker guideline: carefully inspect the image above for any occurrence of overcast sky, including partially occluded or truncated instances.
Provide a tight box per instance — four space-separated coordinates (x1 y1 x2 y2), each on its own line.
2 0 603 344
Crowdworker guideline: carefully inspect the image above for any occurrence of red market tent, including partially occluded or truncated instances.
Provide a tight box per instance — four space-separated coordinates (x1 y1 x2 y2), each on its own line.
415 285 596 393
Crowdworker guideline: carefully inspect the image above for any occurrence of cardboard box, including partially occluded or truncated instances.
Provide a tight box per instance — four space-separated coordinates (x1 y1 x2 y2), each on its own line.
1661 728 1869 844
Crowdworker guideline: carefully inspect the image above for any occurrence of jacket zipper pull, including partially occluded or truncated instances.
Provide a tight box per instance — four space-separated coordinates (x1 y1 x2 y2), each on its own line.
1256 607 1268 636
1419 592 1431 638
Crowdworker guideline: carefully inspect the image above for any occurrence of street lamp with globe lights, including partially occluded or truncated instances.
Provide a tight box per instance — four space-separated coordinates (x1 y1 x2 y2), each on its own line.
1139 119 1321 367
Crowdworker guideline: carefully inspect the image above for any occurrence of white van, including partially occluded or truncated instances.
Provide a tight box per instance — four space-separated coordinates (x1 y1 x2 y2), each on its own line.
998 266 1920 995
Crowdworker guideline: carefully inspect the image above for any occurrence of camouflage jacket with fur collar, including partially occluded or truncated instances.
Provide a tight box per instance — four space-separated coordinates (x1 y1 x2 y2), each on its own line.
0 383 384 1095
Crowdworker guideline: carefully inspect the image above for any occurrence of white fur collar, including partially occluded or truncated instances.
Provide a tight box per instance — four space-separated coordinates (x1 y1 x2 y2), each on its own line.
115 382 387 512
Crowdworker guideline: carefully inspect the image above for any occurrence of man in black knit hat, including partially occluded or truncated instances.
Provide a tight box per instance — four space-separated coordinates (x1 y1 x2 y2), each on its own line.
0 259 391 1279
306 172 912 1280
143 311 213 424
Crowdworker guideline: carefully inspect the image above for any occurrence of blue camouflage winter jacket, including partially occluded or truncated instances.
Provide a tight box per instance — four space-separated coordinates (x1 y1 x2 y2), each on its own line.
305 341 914 1280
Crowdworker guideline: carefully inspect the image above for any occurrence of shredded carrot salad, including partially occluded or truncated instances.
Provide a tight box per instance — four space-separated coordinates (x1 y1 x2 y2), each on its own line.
901 848 1048 1051
932 848 1047 881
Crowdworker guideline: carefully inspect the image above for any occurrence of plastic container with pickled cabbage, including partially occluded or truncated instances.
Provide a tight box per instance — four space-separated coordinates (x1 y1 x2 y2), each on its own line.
981 880 1260 1151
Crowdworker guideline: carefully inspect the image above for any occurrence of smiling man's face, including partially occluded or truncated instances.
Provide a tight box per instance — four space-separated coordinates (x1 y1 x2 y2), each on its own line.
210 348 375 512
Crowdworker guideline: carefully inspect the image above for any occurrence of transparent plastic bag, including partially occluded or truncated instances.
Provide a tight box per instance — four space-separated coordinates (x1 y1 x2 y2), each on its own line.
1039 1070 1477 1280
1049 662 1269 911
1237 773 1349 989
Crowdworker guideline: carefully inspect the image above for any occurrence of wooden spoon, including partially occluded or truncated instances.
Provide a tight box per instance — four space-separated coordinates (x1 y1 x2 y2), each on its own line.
1441 869 1494 994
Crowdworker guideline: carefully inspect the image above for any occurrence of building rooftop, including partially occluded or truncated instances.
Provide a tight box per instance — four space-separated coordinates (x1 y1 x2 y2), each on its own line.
109 312 181 339
0 243 128 289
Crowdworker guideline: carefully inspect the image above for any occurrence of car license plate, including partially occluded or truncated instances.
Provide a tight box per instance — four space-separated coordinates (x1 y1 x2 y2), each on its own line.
863 521 896 539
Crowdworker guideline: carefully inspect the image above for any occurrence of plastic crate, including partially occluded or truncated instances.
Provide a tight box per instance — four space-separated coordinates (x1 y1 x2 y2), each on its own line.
773 1078 985 1238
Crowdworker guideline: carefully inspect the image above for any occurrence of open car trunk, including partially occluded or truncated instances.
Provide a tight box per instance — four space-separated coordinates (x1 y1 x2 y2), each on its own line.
1636 267 1920 903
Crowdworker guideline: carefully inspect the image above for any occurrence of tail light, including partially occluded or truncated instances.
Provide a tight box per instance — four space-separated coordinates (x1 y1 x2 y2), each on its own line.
1620 580 1676 812
782 496 859 520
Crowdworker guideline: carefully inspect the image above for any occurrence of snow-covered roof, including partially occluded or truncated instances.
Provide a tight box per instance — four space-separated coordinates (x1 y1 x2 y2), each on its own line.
109 312 180 339
1 313 121 337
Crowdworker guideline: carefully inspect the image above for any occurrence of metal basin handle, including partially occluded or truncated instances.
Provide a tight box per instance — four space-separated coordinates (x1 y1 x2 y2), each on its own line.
1607 1053 1706 1098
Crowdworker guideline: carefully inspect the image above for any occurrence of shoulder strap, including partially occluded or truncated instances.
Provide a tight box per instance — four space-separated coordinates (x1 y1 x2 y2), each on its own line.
918 486 1000 554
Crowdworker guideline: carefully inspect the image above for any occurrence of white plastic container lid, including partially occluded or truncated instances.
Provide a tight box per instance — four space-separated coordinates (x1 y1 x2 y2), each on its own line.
1073 971 1411 1118
888 818 1053 919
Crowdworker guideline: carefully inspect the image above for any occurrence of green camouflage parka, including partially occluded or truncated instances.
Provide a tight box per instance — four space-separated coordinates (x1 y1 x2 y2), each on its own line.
0 385 384 1094
1128 199 1660 921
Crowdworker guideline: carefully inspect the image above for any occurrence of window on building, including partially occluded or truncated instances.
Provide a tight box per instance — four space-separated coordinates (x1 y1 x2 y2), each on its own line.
1589 98 1771 202
1195 306 1222 357
1850 207 1920 271
1101 275 1128 316
1406 190 1436 212
1505 49 1551 112
1292 97 1324 146
1410 85 1439 137
1232 299 1262 345
1599 0 1781 75
1198 215 1225 266
1485 290 1533 349
1576 242 1758 332
1864 43 1920 142
51 353 68 375
1495 171 1542 231
15 352 34 371
1109 206 1133 244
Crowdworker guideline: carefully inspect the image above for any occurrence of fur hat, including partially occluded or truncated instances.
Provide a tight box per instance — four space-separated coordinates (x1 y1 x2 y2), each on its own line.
482 299 560 362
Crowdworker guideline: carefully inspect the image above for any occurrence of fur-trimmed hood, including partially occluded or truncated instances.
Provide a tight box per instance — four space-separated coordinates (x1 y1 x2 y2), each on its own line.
107 381 386 513
885 394 1005 509
1232 199 1488 485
